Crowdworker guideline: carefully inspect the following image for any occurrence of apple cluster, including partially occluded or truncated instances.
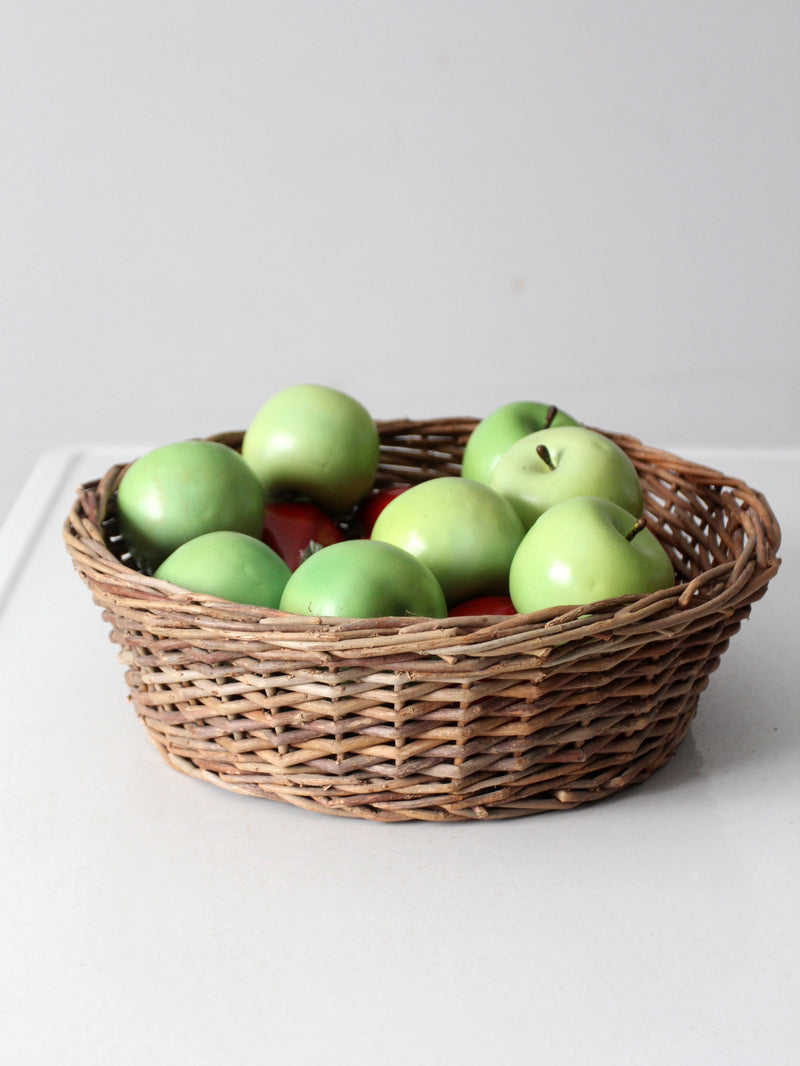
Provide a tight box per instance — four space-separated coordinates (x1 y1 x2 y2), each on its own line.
115 384 674 619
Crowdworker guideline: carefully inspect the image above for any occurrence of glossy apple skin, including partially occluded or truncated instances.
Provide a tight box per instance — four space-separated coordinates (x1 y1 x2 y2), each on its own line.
355 486 409 537
278 539 447 619
489 425 643 528
261 501 345 570
448 595 516 617
370 476 525 605
461 401 579 485
116 440 265 574
242 384 380 514
509 496 674 613
154 531 291 608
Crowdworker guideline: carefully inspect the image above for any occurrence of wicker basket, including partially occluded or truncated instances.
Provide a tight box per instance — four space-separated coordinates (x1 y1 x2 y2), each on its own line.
63 419 781 822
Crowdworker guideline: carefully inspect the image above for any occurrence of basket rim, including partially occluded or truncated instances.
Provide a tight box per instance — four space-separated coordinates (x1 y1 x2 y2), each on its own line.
62 419 782 659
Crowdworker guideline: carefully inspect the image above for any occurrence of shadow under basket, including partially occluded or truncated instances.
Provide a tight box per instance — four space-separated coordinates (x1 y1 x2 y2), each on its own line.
63 420 781 822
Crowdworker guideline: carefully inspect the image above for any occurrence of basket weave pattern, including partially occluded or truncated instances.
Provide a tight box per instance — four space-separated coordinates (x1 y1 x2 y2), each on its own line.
63 420 781 821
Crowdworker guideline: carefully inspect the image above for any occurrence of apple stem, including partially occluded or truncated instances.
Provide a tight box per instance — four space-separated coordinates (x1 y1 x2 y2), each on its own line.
626 516 647 541
543 405 558 430
536 444 556 470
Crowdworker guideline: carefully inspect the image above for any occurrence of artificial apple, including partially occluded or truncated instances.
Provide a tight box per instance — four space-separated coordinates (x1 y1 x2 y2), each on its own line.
116 439 265 573
461 401 579 485
448 595 516 617
509 495 674 613
278 539 447 618
242 383 380 514
355 485 409 536
489 425 643 528
370 476 525 605
261 500 346 570
154 530 291 608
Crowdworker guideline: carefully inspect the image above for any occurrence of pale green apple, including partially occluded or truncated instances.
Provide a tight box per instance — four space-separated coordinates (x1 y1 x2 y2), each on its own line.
509 495 674 613
461 401 579 485
117 439 265 574
489 425 643 528
242 383 380 514
371 476 525 605
155 531 290 608
279 539 447 618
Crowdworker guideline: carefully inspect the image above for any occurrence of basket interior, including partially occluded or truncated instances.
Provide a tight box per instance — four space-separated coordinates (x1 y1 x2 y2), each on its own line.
96 422 778 610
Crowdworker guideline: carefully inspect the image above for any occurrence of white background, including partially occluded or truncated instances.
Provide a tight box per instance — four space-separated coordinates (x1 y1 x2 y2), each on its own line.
2 1 798 527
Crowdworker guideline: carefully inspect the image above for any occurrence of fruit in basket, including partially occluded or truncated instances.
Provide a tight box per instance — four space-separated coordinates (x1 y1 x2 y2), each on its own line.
242 383 380 514
370 476 526 605
461 401 579 484
278 539 447 618
116 439 265 573
509 496 674 613
355 485 409 536
154 530 291 607
448 595 516 617
261 500 346 570
489 425 643 528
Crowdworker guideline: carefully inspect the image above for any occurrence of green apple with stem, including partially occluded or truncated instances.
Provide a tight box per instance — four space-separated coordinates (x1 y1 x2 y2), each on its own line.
509 495 674 613
489 424 643 528
461 401 579 485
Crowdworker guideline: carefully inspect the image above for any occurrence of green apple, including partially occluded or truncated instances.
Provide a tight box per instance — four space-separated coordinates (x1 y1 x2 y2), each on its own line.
370 476 526 605
242 383 380 514
279 539 447 618
489 424 643 528
116 439 265 574
461 401 579 485
509 495 674 613
155 530 291 608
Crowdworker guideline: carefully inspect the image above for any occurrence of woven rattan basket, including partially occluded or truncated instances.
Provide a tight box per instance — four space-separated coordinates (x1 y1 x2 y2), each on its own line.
64 419 781 822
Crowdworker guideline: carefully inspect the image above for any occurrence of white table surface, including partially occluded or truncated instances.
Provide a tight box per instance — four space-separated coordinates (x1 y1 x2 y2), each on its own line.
1 444 797 1066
